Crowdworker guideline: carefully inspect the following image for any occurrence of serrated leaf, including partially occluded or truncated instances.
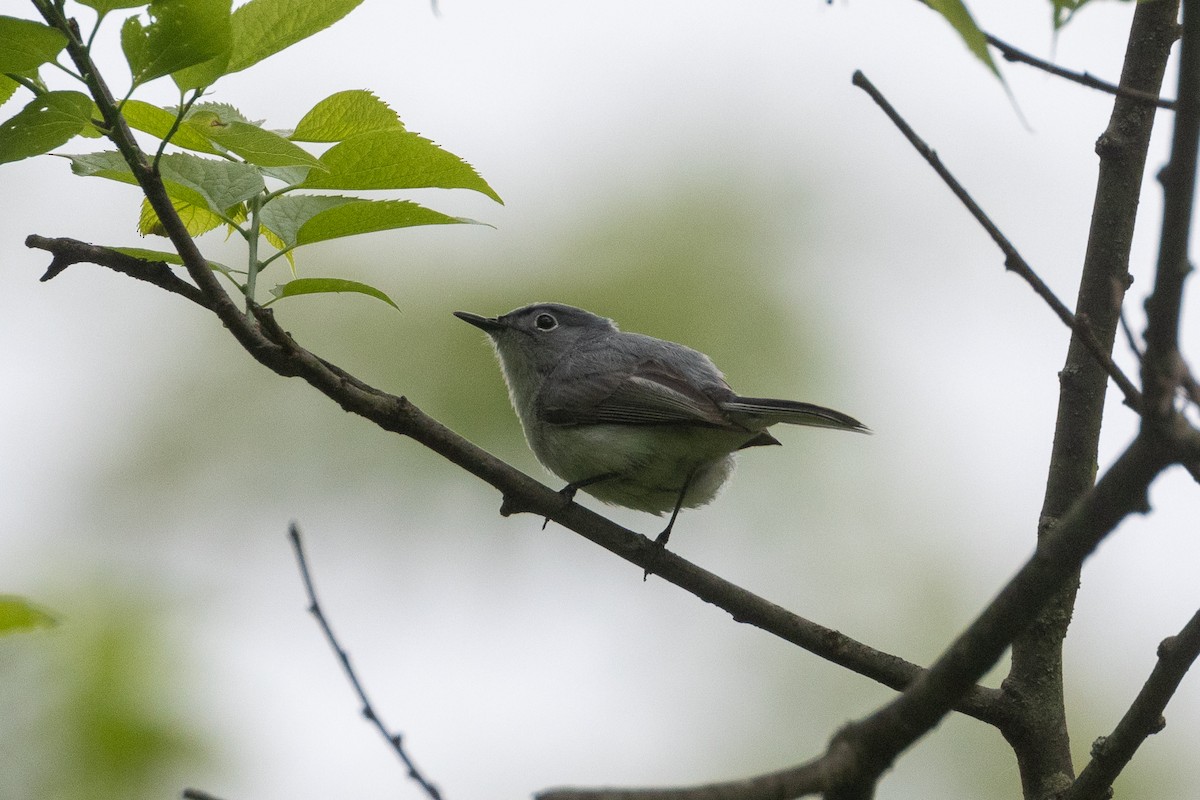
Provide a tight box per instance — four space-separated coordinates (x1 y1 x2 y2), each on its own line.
298 198 470 245
926 0 1000 78
75 0 151 11
0 75 18 111
0 596 58 636
258 194 354 247
68 150 264 214
121 0 232 88
0 15 68 73
269 277 398 309
122 99 222 154
299 130 502 202
139 194 224 236
69 150 210 209
186 101 253 125
291 90 404 142
225 0 365 75
0 91 93 165
185 110 324 169
158 152 264 211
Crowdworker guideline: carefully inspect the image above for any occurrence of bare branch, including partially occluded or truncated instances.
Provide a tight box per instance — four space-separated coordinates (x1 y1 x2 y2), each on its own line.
1064 608 1200 800
985 33 1177 110
289 523 444 800
24 235 211 308
850 70 1144 412
1143 0 1200 416
538 753 835 800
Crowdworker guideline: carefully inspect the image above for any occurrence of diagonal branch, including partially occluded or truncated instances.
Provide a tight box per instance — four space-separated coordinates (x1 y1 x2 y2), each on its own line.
850 70 1144 412
535 428 1178 800
27 2 1013 732
1064 607 1200 800
289 523 443 800
985 32 1177 110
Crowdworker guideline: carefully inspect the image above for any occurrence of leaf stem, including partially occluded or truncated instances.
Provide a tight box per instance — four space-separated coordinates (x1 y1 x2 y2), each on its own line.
154 89 204 171
244 192 264 308
4 73 45 96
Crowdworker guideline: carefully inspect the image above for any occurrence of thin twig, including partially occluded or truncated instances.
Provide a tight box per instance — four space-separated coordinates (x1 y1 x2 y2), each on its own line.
288 523 444 800
985 33 1177 110
851 70 1144 412
182 790 229 800
1064 608 1200 800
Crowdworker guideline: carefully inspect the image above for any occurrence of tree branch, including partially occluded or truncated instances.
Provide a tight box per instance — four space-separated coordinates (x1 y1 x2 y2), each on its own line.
22 8 1014 730
1064 608 1200 800
288 523 443 800
1143 0 1200 416
985 32 1177 110
850 70 1144 412
541 428 1178 800
25 235 212 308
537 752 835 800
1004 3 1181 796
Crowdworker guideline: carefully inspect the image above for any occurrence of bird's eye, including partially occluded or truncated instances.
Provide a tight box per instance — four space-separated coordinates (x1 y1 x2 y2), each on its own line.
534 313 558 331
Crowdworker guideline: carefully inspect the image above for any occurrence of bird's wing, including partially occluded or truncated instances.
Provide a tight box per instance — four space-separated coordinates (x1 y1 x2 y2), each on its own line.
539 358 737 428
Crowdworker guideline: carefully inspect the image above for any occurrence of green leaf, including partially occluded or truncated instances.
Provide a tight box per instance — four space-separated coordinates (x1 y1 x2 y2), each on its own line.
69 150 209 210
297 198 471 245
68 150 264 214
75 0 152 11
188 101 254 124
0 15 68 73
225 0 365 75
138 195 227 236
184 110 324 169
112 245 234 273
299 130 502 202
1051 0 1093 29
0 75 18 111
121 0 233 88
291 90 404 142
122 99 222 154
926 0 1000 78
258 194 354 247
259 195 470 249
269 277 398 309
158 152 264 211
0 595 58 636
0 91 93 165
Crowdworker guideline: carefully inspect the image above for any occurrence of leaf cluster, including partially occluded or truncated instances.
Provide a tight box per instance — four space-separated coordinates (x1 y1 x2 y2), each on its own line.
1 0 502 307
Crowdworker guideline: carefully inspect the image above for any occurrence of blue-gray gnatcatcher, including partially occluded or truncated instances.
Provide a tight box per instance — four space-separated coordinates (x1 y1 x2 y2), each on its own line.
455 303 868 545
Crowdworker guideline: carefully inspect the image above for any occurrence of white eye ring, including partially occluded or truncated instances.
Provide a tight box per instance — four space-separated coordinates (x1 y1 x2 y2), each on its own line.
534 313 558 331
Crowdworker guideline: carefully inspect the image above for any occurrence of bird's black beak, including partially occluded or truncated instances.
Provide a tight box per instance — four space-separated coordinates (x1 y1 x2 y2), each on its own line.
454 310 508 333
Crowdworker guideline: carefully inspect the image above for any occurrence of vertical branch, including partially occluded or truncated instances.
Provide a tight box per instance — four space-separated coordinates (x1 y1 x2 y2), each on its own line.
1144 0 1200 411
1003 3 1179 798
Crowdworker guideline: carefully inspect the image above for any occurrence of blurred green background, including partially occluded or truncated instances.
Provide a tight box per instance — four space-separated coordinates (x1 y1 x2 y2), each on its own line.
2 1 1198 799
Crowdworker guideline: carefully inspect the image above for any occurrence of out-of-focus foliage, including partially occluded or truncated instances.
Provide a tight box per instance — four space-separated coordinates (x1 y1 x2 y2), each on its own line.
0 595 57 635
0 592 208 800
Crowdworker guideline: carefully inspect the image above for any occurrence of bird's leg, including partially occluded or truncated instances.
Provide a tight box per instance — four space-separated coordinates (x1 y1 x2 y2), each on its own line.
644 470 696 580
542 472 619 530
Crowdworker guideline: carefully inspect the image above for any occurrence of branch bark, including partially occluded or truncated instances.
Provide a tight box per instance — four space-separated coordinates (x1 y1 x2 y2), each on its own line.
1005 3 1180 798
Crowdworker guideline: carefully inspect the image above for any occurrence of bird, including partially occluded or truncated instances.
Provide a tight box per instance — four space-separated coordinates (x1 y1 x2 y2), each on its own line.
455 302 868 547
